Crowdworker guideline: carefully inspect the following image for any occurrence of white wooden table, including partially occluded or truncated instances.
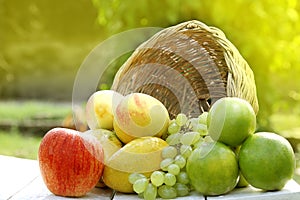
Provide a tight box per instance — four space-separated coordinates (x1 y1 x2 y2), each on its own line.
1 155 300 200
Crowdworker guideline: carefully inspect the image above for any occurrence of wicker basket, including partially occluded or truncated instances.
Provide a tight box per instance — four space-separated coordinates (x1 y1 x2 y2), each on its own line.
111 20 259 118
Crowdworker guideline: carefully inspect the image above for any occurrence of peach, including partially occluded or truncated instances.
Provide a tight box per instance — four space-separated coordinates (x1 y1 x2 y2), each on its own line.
86 90 124 130
113 93 170 143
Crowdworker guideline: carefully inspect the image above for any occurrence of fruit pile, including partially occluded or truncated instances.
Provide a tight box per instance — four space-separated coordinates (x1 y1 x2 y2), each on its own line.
38 90 296 199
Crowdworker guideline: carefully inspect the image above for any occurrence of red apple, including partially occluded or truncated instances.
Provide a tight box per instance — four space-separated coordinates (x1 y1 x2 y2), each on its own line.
38 127 104 197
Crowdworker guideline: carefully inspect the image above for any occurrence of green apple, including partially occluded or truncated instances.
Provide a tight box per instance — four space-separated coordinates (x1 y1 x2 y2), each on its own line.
186 141 239 196
207 97 256 147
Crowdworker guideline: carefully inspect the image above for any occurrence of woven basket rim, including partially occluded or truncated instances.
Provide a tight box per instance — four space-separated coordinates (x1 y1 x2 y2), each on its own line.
112 20 259 116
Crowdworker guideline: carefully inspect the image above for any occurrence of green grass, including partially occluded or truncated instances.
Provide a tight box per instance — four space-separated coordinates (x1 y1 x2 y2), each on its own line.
0 100 72 121
0 100 73 160
0 129 42 160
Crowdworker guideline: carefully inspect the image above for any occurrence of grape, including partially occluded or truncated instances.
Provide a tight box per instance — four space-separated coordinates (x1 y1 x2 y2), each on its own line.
133 178 149 193
180 145 193 159
180 131 200 145
198 112 208 124
160 158 174 171
138 192 144 199
174 155 186 169
143 183 157 200
176 171 189 184
167 164 180 175
150 171 165 187
129 173 146 184
186 118 198 130
193 138 204 149
158 185 177 199
166 133 182 145
162 146 178 159
174 183 189 197
168 122 181 134
204 135 214 143
196 123 208 136
164 173 176 186
176 113 188 126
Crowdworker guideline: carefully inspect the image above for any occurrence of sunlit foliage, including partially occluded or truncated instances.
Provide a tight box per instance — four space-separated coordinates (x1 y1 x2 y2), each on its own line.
92 0 300 130
0 0 299 131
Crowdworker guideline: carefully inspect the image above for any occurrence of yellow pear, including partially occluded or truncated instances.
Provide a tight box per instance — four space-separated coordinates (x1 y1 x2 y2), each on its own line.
102 137 168 193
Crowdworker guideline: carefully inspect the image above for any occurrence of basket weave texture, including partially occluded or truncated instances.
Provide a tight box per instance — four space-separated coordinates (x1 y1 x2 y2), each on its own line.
111 20 259 118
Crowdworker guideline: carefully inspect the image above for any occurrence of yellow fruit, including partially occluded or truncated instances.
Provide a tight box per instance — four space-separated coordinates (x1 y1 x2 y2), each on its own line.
84 129 123 188
113 93 170 143
186 141 239 196
88 129 123 163
102 166 152 193
234 146 249 188
102 137 168 193
86 90 124 130
236 172 249 188
239 132 295 190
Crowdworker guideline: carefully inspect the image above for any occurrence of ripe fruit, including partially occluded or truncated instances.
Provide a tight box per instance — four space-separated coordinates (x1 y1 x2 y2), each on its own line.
38 128 104 197
207 97 256 147
186 141 239 196
102 137 168 193
86 90 124 130
88 129 122 163
150 171 165 186
158 185 177 199
238 132 295 190
144 183 157 200
236 172 249 188
113 93 170 143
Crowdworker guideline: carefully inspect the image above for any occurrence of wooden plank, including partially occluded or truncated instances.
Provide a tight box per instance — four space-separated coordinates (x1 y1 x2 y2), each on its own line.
9 178 300 200
1 156 114 200
0 155 40 200
9 176 114 200
1 156 300 200
113 181 300 200
207 180 300 200
113 190 205 200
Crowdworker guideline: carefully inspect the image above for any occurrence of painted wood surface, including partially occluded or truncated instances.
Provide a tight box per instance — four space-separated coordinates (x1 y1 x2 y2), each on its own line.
1 155 300 200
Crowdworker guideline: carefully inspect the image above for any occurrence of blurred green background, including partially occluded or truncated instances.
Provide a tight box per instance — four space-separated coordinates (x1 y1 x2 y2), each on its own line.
0 0 300 163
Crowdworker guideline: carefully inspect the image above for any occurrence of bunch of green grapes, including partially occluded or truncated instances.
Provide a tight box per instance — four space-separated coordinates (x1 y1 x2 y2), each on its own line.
128 112 209 200
166 112 209 147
